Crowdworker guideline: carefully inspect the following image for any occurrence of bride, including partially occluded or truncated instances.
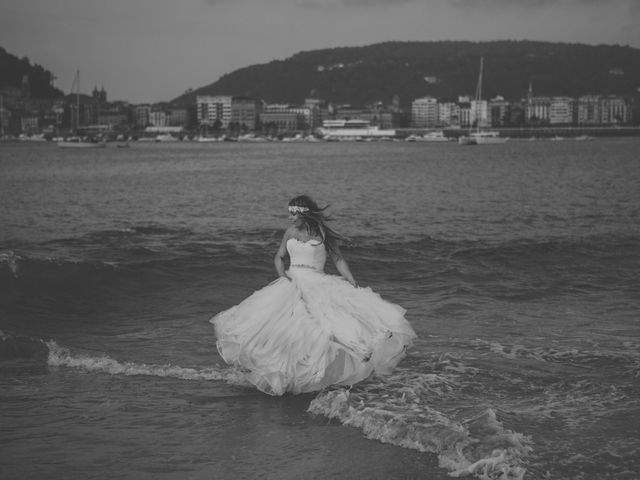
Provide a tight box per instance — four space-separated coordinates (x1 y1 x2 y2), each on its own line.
211 195 416 395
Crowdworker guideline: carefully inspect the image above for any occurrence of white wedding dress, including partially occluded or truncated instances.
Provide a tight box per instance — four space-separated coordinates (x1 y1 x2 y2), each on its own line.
211 238 416 395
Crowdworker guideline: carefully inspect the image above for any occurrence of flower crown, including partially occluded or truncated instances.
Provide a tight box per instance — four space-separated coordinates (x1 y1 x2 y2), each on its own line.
288 205 309 214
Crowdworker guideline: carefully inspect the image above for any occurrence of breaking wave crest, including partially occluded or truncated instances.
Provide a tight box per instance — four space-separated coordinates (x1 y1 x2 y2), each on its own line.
309 371 532 479
46 340 249 386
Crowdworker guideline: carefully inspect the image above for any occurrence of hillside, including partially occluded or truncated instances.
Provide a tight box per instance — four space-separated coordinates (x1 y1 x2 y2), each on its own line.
0 47 63 98
173 40 640 107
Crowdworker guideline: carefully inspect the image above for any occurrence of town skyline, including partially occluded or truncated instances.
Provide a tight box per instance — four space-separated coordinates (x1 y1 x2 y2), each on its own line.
2 0 639 105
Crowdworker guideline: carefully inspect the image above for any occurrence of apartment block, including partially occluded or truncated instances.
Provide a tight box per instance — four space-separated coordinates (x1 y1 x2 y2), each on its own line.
134 105 151 128
197 95 232 128
577 95 601 124
149 109 168 127
411 96 438 128
470 100 489 128
231 97 261 130
488 96 510 127
600 96 629 124
438 102 460 127
549 97 575 124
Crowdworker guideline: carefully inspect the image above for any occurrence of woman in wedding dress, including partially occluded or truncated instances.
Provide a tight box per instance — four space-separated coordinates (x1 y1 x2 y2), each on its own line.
211 195 416 396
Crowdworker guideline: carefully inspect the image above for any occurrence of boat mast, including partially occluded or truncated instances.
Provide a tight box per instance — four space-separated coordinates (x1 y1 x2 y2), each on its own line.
475 57 484 132
75 70 80 134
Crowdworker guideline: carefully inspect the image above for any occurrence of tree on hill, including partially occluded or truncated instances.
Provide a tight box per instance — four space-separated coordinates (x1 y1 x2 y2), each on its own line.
0 47 64 98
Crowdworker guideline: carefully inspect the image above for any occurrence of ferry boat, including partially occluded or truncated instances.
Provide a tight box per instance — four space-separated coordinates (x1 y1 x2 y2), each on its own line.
316 119 396 140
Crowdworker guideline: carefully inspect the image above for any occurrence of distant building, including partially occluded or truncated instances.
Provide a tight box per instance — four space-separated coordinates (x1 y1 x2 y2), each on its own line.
438 101 460 127
526 96 551 124
458 101 472 128
92 86 107 104
0 105 10 134
134 105 151 128
548 97 575 124
470 99 489 128
304 98 325 130
197 95 232 128
260 111 306 133
149 108 168 127
488 96 510 127
21 115 38 132
264 104 312 130
411 96 438 128
577 95 602 124
167 106 189 128
98 112 128 127
600 96 629 124
231 97 261 130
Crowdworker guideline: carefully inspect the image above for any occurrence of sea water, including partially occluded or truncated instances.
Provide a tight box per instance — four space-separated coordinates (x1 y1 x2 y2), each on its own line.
1 139 638 479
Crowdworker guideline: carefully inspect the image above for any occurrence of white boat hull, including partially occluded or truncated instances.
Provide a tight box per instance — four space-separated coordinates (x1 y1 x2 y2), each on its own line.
57 141 106 148
458 132 508 145
318 128 396 139
474 136 508 145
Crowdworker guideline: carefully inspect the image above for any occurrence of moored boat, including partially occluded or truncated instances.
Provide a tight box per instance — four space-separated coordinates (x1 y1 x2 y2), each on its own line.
317 119 396 140
458 58 508 146
57 136 106 148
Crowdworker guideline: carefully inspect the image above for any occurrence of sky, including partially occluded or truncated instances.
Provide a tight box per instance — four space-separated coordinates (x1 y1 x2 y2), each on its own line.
1 0 639 104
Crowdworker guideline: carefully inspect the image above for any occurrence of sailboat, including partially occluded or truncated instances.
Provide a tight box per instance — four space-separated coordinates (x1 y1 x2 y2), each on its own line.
57 70 106 148
458 57 508 145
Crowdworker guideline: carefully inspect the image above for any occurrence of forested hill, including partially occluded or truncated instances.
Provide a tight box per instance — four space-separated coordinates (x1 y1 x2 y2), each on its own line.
173 40 640 107
0 47 63 98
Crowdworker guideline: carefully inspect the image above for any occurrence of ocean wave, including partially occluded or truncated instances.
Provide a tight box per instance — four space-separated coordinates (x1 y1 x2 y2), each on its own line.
308 370 532 480
468 338 640 376
0 331 49 360
46 340 250 386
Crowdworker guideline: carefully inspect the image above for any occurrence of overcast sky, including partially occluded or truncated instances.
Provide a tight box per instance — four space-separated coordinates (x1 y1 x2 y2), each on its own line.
1 0 638 103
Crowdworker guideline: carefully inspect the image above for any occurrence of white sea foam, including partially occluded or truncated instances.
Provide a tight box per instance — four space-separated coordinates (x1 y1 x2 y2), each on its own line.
308 375 532 480
0 251 21 277
46 340 249 385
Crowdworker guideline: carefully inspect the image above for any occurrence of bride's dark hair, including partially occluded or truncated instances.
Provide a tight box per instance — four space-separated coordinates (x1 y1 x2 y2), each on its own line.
288 195 349 255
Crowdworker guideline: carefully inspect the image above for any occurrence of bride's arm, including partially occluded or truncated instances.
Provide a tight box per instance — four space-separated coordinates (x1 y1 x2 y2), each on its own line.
330 244 357 287
274 229 292 280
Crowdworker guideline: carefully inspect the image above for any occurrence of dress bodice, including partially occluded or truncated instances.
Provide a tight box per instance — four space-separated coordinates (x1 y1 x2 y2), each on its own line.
287 238 326 271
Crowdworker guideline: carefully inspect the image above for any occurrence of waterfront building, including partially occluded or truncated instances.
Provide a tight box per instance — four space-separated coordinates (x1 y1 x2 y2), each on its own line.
577 95 601 125
149 108 168 127
438 102 460 127
549 97 575 124
97 112 128 127
260 111 306 133
304 98 325 130
470 99 489 128
600 96 629 124
134 105 151 128
264 104 313 130
167 106 189 128
197 95 233 128
20 115 39 133
488 96 510 127
0 104 10 134
458 100 472 128
526 96 551 124
231 97 261 130
411 96 438 128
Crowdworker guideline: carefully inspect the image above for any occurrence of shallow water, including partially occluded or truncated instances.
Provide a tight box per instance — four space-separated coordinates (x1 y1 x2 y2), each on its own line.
1 139 639 479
